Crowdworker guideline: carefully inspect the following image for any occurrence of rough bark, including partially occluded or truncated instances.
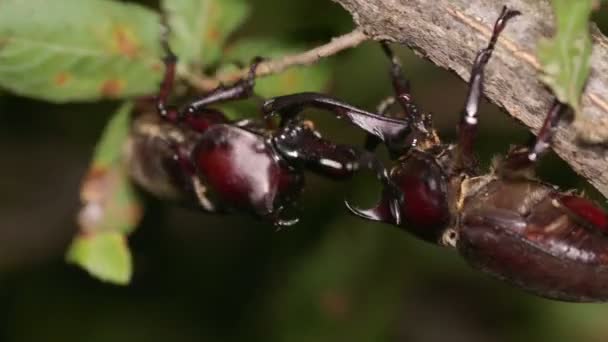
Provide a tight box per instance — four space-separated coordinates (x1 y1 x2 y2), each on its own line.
332 0 608 199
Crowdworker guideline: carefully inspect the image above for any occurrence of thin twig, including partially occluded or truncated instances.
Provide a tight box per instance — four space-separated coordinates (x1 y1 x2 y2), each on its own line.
184 29 369 92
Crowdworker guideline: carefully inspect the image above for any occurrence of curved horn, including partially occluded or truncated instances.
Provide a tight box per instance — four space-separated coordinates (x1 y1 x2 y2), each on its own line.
345 190 402 226
262 92 410 144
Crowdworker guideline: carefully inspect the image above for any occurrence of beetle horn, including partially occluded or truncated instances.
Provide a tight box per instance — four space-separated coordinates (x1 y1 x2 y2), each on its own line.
345 193 402 226
262 92 410 144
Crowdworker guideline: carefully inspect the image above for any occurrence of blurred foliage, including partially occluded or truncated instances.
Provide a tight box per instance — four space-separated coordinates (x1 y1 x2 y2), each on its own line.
66 231 132 285
269 220 407 342
538 0 594 115
67 102 140 284
2 0 608 342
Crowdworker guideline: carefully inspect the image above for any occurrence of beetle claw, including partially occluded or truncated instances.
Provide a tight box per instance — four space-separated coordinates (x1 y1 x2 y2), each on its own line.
389 198 402 225
273 216 300 230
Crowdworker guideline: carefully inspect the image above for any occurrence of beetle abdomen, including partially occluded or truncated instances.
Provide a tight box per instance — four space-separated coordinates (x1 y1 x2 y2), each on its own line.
458 179 608 302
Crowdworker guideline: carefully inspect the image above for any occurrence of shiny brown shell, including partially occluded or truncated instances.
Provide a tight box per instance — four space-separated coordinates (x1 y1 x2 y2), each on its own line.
458 178 608 302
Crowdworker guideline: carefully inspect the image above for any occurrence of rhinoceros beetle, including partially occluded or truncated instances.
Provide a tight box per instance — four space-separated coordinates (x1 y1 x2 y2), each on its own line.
125 39 397 228
262 7 608 302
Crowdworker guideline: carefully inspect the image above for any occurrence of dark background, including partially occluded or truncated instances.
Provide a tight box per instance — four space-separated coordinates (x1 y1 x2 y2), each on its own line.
2 1 608 341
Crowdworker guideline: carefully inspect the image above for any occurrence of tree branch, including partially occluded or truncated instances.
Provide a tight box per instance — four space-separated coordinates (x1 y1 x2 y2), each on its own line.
185 29 368 91
332 0 608 199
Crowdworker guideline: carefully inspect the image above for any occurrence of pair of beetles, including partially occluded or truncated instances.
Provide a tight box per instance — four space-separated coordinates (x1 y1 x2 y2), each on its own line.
126 7 608 302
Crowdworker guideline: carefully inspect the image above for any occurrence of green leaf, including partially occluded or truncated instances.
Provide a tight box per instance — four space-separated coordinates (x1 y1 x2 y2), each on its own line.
538 0 593 114
161 0 250 69
0 0 163 102
67 102 142 285
67 232 132 285
76 165 142 235
223 38 331 98
94 102 134 168
77 102 142 234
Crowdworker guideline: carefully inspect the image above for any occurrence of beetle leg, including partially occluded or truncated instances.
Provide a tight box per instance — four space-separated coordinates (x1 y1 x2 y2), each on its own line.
156 27 179 121
380 42 421 120
156 35 232 133
456 6 521 169
262 92 411 155
179 57 264 117
500 100 567 174
268 209 300 230
376 96 397 117
255 194 301 229
155 33 263 124
273 217 300 229
162 141 216 209
273 121 369 179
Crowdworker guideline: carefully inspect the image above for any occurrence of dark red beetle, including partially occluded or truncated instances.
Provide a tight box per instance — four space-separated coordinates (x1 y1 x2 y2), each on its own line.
263 7 608 302
125 40 394 228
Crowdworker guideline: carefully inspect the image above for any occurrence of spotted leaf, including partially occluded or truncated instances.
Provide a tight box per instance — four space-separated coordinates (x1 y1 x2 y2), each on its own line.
67 102 142 284
161 0 250 70
0 0 163 102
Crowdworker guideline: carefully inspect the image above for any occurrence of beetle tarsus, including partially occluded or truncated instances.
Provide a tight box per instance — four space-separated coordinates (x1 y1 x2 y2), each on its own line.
500 100 567 174
183 57 264 117
380 41 420 120
456 6 521 169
